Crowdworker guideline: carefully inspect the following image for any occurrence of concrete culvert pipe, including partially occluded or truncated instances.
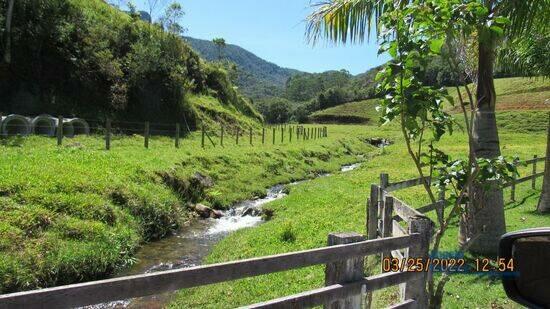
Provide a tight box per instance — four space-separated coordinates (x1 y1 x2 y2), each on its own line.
31 114 56 136
1 114 31 136
66 118 90 136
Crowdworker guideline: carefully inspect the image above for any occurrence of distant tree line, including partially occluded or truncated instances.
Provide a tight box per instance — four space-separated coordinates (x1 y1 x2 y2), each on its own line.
0 0 260 128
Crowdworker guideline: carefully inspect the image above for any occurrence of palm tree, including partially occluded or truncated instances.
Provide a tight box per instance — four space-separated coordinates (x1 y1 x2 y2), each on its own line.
307 0 549 256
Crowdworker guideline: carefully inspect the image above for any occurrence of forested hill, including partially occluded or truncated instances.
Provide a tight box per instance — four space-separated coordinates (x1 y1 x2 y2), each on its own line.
0 0 262 130
184 37 301 99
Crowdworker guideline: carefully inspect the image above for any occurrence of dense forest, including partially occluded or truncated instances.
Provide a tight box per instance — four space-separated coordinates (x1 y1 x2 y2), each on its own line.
0 0 261 129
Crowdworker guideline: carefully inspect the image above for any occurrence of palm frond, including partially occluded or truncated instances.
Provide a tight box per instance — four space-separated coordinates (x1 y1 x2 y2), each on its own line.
305 0 385 45
497 0 550 38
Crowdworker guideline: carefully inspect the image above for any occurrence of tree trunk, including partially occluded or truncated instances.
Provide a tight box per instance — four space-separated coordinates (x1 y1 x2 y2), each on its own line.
537 113 550 213
3 0 15 64
459 33 505 257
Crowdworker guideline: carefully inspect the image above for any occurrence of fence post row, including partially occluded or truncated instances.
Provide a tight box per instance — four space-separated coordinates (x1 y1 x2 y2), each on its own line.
57 115 63 146
325 233 365 309
175 123 180 148
105 119 111 150
144 121 150 149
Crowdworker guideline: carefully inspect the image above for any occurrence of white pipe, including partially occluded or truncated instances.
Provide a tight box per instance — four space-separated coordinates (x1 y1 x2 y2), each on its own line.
1 114 31 136
65 118 90 135
31 114 56 136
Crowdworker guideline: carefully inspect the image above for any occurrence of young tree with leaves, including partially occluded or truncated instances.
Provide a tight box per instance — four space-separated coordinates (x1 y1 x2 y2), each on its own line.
306 0 548 257
159 2 186 35
308 1 521 307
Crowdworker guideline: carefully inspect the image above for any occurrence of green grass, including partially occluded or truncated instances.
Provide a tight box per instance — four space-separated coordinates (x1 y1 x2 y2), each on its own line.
170 124 548 309
0 126 375 293
310 77 550 126
447 77 550 112
309 99 380 124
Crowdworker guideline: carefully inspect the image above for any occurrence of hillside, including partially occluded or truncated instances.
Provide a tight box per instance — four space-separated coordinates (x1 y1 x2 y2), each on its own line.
184 37 301 99
0 0 261 131
310 77 550 128
309 99 380 123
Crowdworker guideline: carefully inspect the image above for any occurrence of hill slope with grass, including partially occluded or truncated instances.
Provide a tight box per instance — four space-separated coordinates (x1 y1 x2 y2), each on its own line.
309 77 550 127
1 0 261 130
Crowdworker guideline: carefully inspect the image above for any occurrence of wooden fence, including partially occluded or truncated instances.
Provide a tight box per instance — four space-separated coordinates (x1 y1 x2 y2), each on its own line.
0 233 427 308
365 154 546 305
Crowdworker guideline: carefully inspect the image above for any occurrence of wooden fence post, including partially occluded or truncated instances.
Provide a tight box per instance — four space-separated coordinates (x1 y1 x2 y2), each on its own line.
201 125 205 148
57 116 64 146
105 119 111 150
236 127 240 145
281 126 284 143
381 195 394 261
175 123 180 148
144 122 150 149
249 127 253 145
532 155 538 189
511 164 517 202
325 233 365 309
272 127 276 145
403 216 432 307
367 184 380 240
262 128 265 145
220 126 224 147
289 127 293 142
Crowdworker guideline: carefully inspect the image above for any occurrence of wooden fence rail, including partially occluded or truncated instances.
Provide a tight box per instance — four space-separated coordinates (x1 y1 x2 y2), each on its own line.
0 234 424 309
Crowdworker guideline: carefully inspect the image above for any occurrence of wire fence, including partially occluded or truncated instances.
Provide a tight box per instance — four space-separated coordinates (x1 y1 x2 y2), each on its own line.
0 113 329 150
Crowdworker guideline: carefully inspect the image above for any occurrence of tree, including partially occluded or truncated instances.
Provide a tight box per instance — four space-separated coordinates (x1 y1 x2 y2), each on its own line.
306 0 549 256
159 2 186 35
537 112 550 213
212 37 226 60
146 0 167 22
2 0 15 64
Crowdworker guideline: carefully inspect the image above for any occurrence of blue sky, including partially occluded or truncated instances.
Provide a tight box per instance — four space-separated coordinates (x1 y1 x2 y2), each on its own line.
128 0 388 75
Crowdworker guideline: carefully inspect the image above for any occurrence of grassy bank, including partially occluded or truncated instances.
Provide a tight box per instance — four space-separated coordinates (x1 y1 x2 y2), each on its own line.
170 124 548 308
309 77 550 126
0 125 375 293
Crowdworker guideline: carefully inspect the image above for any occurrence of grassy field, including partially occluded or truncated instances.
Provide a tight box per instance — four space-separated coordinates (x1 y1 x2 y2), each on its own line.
310 77 550 125
309 99 380 124
170 124 548 309
0 125 375 293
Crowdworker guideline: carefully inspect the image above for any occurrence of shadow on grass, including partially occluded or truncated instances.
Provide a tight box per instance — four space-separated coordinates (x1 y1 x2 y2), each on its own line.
504 192 537 211
0 136 24 147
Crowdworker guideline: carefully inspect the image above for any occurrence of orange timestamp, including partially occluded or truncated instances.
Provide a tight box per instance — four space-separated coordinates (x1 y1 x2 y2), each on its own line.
382 257 515 273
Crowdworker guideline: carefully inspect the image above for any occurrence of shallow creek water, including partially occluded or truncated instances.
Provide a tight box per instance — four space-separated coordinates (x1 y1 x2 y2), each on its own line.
91 163 362 308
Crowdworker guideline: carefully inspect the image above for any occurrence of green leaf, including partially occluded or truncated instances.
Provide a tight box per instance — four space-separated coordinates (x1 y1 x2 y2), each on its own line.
429 39 444 53
490 25 504 36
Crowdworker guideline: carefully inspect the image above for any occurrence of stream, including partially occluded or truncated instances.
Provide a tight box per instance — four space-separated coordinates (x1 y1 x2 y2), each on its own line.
91 162 362 309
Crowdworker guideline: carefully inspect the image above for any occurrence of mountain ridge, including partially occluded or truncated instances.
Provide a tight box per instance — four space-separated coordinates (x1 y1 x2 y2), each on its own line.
183 36 301 99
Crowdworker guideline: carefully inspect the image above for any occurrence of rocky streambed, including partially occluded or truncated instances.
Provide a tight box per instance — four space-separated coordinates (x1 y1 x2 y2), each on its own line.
91 162 363 308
